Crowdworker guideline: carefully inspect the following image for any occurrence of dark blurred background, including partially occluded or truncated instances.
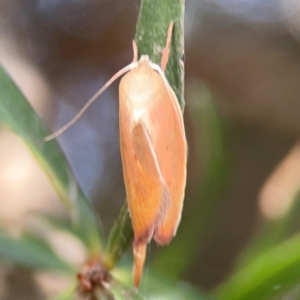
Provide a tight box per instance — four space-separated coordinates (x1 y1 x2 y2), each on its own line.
1 0 300 298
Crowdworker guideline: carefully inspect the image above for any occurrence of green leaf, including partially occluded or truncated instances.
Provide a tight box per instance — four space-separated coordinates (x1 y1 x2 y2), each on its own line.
0 64 103 256
109 279 144 300
105 203 133 270
0 231 74 273
37 212 101 255
215 232 300 300
135 0 185 109
140 275 215 300
113 261 215 300
74 275 144 300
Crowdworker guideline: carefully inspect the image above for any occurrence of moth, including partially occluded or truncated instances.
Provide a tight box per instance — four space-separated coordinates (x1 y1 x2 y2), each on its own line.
45 21 187 287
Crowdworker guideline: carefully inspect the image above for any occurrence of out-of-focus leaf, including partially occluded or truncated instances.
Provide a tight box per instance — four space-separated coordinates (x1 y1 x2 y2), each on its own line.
38 212 100 257
51 285 76 300
112 261 215 300
236 144 300 267
52 294 73 300
105 203 133 270
0 64 103 256
236 193 300 268
109 279 144 300
153 82 227 278
215 232 300 300
0 230 74 273
141 276 215 300
37 214 77 238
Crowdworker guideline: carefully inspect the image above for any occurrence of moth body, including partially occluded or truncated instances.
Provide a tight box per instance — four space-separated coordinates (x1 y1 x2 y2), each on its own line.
119 56 187 286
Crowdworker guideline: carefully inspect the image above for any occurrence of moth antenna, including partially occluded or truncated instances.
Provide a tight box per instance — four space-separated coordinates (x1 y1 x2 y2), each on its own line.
161 21 174 72
132 40 138 63
44 62 137 142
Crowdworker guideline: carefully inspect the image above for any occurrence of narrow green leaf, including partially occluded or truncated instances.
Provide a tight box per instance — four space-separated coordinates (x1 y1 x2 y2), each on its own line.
37 214 77 238
75 194 104 256
135 0 185 108
105 203 133 270
215 232 300 300
0 65 103 255
0 231 74 273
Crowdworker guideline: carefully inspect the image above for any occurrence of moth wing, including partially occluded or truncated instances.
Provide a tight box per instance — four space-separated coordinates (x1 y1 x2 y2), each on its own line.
120 120 170 287
148 77 187 245
120 120 170 245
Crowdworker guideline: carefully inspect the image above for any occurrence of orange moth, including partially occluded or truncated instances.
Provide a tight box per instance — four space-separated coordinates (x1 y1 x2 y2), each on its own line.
45 21 187 287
